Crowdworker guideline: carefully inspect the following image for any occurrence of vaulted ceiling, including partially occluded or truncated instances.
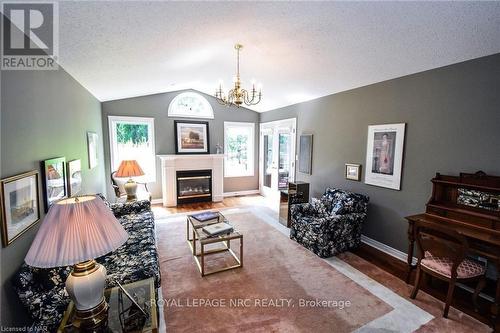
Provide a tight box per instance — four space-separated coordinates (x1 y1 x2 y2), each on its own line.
58 1 500 112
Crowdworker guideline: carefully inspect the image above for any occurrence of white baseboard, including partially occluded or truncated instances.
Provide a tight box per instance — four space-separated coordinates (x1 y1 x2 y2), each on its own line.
361 235 417 265
223 190 260 197
150 198 163 205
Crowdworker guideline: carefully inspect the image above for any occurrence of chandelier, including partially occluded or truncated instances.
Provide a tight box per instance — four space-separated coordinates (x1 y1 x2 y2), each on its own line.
215 44 262 107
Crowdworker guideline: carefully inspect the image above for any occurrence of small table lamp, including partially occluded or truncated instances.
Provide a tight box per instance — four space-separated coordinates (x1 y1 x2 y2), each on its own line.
115 160 145 201
25 195 128 329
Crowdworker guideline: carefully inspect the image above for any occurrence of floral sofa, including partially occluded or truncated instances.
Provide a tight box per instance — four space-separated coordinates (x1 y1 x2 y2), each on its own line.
12 198 161 331
290 187 369 258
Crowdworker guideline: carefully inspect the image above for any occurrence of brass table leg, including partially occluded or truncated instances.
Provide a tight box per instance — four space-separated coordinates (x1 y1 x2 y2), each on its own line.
240 236 244 268
201 243 205 277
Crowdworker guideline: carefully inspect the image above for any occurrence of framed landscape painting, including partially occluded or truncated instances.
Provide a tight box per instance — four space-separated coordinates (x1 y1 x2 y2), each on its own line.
0 170 40 246
67 159 82 196
174 120 209 154
41 157 68 211
365 123 406 190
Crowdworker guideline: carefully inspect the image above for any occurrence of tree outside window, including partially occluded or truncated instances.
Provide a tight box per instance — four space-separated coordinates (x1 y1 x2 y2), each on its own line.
224 122 254 177
109 116 156 182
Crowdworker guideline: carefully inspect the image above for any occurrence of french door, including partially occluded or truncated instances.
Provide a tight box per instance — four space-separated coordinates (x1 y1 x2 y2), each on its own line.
259 118 297 198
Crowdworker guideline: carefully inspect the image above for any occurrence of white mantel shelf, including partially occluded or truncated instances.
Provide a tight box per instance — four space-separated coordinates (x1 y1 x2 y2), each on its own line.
157 154 224 207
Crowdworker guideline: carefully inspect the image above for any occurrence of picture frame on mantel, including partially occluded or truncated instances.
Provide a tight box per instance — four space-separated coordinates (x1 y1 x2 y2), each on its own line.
174 120 210 154
365 123 406 190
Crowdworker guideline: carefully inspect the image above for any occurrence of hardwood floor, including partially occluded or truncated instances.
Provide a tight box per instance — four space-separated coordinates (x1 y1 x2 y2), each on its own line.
152 194 277 215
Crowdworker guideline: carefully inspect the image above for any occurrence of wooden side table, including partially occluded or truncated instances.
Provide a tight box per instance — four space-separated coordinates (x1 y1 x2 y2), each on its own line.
58 278 158 332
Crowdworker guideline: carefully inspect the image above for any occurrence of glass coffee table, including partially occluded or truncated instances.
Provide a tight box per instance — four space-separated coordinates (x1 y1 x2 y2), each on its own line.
186 212 243 276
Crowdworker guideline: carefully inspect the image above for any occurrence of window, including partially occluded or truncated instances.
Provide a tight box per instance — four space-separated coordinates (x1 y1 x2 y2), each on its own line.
168 92 214 119
224 122 255 177
109 116 156 182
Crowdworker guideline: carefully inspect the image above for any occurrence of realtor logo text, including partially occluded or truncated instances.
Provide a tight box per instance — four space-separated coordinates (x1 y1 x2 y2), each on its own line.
1 1 58 70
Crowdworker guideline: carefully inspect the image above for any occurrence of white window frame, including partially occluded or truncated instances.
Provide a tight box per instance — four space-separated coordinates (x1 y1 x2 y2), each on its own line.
108 116 156 182
224 121 255 178
167 92 214 119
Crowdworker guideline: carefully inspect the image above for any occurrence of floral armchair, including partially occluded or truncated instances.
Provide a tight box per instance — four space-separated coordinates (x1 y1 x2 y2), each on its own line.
290 188 369 258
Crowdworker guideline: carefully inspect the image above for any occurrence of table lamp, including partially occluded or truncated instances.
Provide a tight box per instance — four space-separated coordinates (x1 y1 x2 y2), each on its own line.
115 160 145 201
25 195 128 329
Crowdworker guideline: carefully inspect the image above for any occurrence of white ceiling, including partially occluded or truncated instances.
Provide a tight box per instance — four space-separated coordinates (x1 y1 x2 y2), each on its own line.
58 1 500 112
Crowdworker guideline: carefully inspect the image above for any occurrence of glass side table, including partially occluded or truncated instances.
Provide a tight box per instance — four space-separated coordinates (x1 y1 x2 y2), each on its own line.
58 278 158 333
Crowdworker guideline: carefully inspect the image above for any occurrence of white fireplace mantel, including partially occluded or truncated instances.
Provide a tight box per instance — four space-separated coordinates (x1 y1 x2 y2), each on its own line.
157 154 224 207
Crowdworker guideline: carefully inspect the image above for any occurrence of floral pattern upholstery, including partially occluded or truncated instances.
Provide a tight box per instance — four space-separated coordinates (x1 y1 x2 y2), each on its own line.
421 251 486 279
12 198 160 331
290 188 369 258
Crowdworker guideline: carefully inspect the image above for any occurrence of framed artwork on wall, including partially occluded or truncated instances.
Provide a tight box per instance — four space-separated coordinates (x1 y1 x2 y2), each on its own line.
298 134 313 175
41 157 68 211
87 131 99 169
345 163 361 181
174 120 210 154
365 123 406 190
0 170 41 246
67 159 82 196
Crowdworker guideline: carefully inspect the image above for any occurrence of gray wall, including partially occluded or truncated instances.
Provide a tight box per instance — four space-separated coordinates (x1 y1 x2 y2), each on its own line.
260 53 500 253
101 90 260 200
0 69 106 326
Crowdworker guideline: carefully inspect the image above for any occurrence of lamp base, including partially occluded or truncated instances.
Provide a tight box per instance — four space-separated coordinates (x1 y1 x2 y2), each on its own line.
66 260 109 329
72 298 109 330
124 179 138 201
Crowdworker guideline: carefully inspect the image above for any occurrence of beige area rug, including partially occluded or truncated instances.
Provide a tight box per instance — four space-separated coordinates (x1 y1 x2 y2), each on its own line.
156 209 393 332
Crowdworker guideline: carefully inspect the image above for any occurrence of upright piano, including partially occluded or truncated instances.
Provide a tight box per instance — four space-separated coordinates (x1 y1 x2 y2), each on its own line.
406 171 500 329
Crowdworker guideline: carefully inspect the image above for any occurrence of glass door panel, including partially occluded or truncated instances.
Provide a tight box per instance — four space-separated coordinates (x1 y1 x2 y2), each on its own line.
278 133 290 190
263 133 273 189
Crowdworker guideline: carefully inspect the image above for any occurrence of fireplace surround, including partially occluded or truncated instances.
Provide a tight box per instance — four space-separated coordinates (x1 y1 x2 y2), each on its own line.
158 154 224 207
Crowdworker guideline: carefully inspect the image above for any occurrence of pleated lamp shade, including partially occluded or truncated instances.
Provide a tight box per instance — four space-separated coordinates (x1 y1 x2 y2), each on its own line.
25 195 128 268
115 160 145 178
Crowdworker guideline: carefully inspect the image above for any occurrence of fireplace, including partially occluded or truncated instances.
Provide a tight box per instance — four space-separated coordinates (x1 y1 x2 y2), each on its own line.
176 169 212 204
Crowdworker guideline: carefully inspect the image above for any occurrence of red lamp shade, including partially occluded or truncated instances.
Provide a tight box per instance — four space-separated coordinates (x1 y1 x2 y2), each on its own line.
115 160 145 178
25 195 128 268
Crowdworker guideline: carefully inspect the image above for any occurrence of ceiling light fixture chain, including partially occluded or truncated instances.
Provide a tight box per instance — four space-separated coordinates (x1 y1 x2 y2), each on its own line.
215 43 262 107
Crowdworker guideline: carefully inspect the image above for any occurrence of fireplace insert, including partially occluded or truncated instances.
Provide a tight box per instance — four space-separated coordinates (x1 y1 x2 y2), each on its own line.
176 169 212 204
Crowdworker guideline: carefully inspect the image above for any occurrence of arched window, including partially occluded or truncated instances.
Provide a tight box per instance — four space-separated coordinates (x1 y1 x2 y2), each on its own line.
168 92 214 119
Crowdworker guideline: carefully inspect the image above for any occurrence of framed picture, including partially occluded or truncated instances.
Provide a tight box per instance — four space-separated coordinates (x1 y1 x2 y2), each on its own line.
67 159 82 196
0 170 41 246
365 123 406 190
298 134 313 174
87 132 99 169
41 157 68 211
345 164 361 181
174 120 209 154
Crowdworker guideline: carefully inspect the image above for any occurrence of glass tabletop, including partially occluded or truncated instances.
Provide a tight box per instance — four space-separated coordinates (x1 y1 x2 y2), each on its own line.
58 278 157 333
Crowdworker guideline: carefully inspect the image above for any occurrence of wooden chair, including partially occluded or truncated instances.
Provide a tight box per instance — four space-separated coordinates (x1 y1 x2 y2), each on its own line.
410 220 487 318
110 171 151 202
